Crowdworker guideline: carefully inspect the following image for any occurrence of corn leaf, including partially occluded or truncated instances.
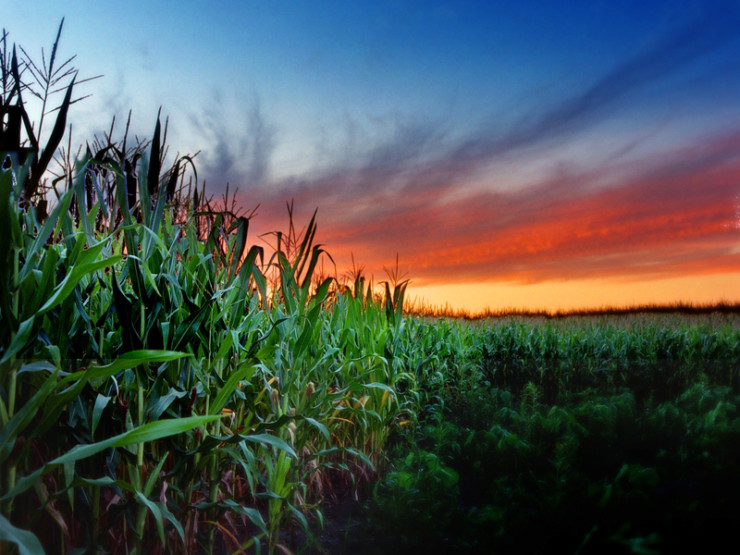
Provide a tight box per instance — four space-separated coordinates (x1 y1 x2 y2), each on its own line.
0 514 44 555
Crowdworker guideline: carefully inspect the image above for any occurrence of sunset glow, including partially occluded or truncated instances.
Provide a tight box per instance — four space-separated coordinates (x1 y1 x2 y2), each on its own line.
7 1 740 313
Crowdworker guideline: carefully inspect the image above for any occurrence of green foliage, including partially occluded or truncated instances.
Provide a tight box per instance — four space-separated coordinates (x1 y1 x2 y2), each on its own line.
0 152 414 554
366 450 460 552
365 320 740 554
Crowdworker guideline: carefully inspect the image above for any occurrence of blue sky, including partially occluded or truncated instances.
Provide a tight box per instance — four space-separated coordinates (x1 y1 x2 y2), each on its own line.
6 0 740 311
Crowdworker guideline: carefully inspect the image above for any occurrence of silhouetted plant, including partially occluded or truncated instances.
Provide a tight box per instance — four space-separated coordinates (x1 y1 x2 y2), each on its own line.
0 19 101 215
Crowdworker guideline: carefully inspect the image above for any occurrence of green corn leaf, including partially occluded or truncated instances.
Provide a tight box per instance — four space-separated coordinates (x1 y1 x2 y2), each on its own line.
147 111 162 199
148 183 168 239
227 217 249 281
19 188 74 280
114 162 133 225
128 221 167 253
165 160 180 202
111 267 140 351
213 328 235 361
294 209 318 283
27 245 60 316
38 252 122 315
1 414 222 502
193 499 267 536
299 244 328 294
16 361 56 375
32 75 75 196
308 277 333 312
248 247 267 301
0 369 58 464
135 492 165 545
305 447 341 460
0 170 14 265
138 156 152 225
147 387 187 421
239 433 297 459
302 416 330 441
0 315 35 364
287 501 309 533
73 161 96 241
64 231 86 268
159 498 185 543
0 514 44 555
144 452 169 497
65 350 190 384
69 476 117 488
210 364 253 415
171 304 210 352
91 394 111 439
112 415 222 448
364 382 395 394
343 447 375 471
294 322 314 358
34 352 193 443
128 254 162 297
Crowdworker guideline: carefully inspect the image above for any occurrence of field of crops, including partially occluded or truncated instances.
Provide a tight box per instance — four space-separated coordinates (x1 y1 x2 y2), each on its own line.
360 315 740 554
2 149 738 553
2 23 740 554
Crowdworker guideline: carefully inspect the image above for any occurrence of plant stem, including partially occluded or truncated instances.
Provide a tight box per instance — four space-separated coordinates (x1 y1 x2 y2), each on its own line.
133 382 145 554
92 483 100 550
138 384 144 467
4 246 20 513
8 368 17 423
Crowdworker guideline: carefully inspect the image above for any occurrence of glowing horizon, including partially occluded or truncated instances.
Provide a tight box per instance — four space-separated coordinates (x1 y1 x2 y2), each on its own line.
6 1 740 313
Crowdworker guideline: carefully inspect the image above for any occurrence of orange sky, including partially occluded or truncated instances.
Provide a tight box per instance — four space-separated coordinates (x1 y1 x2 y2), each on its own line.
408 273 740 315
243 128 740 313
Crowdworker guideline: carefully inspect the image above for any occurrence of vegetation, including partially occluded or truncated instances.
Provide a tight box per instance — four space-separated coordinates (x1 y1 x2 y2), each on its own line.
0 112 418 554
362 319 740 553
1 20 739 555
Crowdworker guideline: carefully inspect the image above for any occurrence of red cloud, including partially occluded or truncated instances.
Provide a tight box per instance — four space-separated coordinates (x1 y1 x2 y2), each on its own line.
237 129 740 287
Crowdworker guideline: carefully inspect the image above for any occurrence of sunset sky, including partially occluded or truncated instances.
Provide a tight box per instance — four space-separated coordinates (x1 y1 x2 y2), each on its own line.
7 1 740 312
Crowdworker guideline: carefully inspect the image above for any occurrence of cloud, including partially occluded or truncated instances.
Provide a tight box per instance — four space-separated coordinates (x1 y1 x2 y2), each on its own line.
218 12 740 287
189 92 276 189
245 126 740 285
251 8 740 203
449 9 740 166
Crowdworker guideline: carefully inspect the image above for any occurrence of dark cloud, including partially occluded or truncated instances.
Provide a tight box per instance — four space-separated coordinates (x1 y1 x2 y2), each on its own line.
190 93 276 189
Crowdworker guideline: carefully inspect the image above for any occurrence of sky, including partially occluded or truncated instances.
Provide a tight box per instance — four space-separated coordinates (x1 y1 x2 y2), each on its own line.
6 0 740 313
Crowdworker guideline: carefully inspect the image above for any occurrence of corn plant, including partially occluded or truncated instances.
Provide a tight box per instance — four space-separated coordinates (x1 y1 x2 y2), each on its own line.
1 126 425 553
0 19 103 214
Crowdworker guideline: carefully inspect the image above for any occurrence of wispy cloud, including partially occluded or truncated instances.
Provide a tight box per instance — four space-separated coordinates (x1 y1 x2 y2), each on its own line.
449 9 740 166
211 13 740 287
189 92 276 189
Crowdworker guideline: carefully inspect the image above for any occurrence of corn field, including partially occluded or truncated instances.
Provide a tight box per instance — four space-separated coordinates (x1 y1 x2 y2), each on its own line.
2 21 740 554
